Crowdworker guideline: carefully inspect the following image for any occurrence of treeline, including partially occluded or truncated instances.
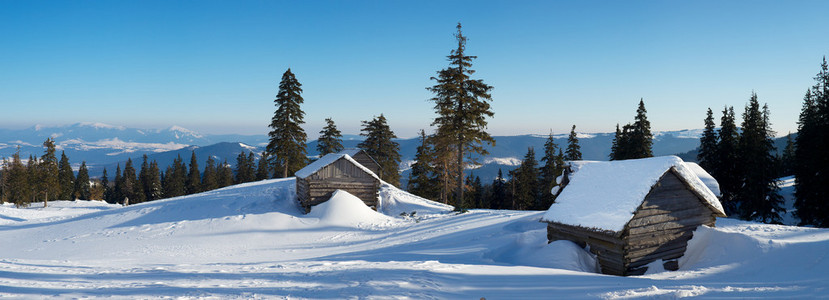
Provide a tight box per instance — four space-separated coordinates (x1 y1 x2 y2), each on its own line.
0 142 268 207
408 126 583 210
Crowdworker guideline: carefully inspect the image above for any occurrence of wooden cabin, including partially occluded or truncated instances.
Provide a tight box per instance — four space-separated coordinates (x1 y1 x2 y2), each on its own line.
295 153 381 213
541 156 726 276
337 149 383 179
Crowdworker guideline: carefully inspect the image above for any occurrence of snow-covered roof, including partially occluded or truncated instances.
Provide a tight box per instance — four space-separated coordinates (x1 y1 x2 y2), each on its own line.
294 153 380 180
337 148 363 157
683 162 721 197
541 156 725 233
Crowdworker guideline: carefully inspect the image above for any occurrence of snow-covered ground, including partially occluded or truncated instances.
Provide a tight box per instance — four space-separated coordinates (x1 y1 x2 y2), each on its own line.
0 179 827 298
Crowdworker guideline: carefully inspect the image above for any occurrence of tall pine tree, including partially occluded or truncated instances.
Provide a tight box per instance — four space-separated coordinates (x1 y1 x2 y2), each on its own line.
57 151 74 200
794 56 829 227
539 131 562 209
38 139 59 202
697 108 718 172
186 151 201 194
736 93 784 223
358 114 402 186
266 68 308 178
407 130 439 199
201 156 219 191
427 23 495 206
74 161 91 200
715 106 741 215
316 118 344 156
565 125 582 161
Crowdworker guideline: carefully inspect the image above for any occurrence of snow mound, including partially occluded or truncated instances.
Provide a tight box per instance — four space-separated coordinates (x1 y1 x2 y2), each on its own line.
378 182 453 216
545 240 599 273
307 189 394 227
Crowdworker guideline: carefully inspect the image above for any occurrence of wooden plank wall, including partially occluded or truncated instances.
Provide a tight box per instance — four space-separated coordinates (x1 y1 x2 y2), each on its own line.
546 170 718 276
297 158 380 213
352 152 382 178
621 170 717 274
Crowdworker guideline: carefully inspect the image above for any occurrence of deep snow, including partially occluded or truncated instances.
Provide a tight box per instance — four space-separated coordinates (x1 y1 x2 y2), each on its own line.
0 178 827 298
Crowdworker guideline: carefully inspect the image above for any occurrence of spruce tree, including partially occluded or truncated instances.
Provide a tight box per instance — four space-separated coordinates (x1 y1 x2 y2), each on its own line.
57 151 74 200
358 114 402 186
38 139 59 202
628 99 654 158
781 133 796 176
407 130 439 199
736 93 784 223
715 106 741 215
795 56 829 226
512 148 540 210
698 108 718 172
316 118 344 156
122 158 143 204
74 161 91 200
201 156 218 191
427 23 495 206
7 148 30 207
163 155 186 198
266 68 308 178
186 151 201 194
565 125 582 161
255 152 270 181
101 168 111 203
610 124 622 160
539 131 562 208
147 160 163 201
137 155 150 203
217 160 235 188
113 164 123 204
488 169 506 209
235 151 254 184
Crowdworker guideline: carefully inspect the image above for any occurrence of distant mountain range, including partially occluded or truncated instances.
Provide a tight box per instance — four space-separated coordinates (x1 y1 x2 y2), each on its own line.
0 123 753 185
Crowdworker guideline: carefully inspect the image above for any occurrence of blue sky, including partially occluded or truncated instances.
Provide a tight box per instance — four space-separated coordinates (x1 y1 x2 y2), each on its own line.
1 1 828 138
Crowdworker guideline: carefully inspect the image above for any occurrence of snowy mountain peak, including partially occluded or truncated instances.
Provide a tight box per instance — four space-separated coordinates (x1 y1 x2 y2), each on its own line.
167 125 204 139
74 122 126 130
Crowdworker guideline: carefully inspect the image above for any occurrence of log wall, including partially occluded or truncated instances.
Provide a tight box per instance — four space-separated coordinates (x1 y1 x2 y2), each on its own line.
546 169 719 276
296 158 380 213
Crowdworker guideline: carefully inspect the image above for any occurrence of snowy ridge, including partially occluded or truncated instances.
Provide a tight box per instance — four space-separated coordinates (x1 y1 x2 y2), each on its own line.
541 156 724 232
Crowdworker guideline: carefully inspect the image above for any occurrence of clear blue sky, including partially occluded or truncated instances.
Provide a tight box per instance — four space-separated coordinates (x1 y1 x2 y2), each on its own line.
2 1 828 138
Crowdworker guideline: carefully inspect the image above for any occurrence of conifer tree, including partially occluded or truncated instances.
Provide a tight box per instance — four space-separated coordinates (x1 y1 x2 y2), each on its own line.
489 169 507 209
266 68 308 178
186 151 201 194
7 148 30 207
715 106 741 215
113 164 123 204
138 155 150 203
781 133 796 176
235 151 254 183
698 108 718 172
358 114 402 186
610 124 622 160
147 160 162 201
736 93 784 223
122 158 143 204
539 131 562 209
247 152 256 181
217 160 235 188
316 118 344 156
427 23 495 206
426 132 459 204
565 125 582 161
163 155 186 198
101 168 111 203
794 56 829 226
256 152 270 181
74 161 91 200
512 148 540 210
201 156 218 191
628 99 654 158
407 130 439 200
38 139 59 202
57 151 74 200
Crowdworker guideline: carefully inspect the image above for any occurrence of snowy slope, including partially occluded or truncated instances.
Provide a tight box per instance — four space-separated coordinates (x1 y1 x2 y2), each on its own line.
0 179 827 298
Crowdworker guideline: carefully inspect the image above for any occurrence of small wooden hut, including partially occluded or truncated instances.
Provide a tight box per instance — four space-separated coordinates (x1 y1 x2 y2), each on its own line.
295 153 381 213
337 149 382 177
541 156 726 276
